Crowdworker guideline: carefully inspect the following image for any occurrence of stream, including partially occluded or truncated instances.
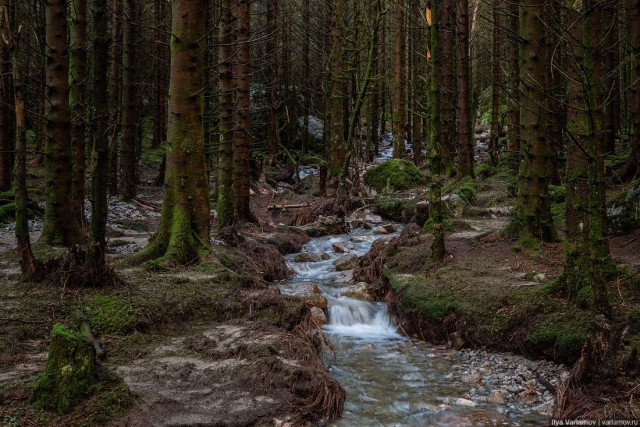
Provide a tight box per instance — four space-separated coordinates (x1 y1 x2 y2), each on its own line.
280 226 557 426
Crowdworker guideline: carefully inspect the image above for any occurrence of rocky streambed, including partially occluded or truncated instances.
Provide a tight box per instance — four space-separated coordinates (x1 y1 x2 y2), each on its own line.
280 216 567 426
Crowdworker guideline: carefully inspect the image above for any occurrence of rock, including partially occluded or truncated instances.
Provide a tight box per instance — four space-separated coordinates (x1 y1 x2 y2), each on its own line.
320 252 331 260
486 390 507 405
533 273 547 283
293 253 322 263
383 224 397 233
309 307 327 325
334 255 359 271
298 294 328 311
517 388 539 405
533 399 555 416
373 226 390 235
449 331 466 350
363 159 424 192
461 373 483 384
453 398 478 407
443 193 466 219
294 282 321 295
415 201 429 228
332 242 349 253
300 215 347 237
31 324 100 414
341 282 374 301
359 344 375 351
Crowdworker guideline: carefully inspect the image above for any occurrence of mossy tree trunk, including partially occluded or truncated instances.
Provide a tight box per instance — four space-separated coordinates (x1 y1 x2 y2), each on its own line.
392 0 407 159
439 0 455 176
508 0 557 242
70 0 87 230
410 0 422 166
118 0 138 201
217 1 236 231
267 0 279 166
562 0 612 316
326 0 346 179
489 0 501 167
40 0 81 246
151 0 169 149
622 0 640 181
86 0 109 273
138 0 211 264
456 0 473 177
429 0 445 261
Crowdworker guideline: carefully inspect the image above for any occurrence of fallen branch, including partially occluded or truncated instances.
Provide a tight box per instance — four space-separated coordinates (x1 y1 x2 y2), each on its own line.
267 203 312 210
132 198 158 211
620 237 638 247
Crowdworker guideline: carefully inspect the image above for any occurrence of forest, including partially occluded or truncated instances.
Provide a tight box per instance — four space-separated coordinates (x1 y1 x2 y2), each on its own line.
0 0 640 425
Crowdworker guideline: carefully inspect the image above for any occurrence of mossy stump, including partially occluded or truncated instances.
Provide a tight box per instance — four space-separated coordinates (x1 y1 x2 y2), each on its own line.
31 324 99 414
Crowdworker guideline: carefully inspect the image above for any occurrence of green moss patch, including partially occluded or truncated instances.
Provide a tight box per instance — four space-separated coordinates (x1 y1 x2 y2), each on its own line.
364 159 424 192
85 294 144 336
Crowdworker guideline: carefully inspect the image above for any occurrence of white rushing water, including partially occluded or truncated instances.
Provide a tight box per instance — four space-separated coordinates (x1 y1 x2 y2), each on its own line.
280 227 554 426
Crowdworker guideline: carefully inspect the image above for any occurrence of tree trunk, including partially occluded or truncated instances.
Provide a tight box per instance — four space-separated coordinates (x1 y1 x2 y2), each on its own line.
302 0 310 155
70 0 88 230
439 0 456 175
622 0 640 180
267 0 279 166
602 2 619 155
217 2 236 230
509 0 556 242
411 0 422 166
506 0 520 172
232 0 254 223
429 0 445 261
0 1 39 277
457 0 473 176
392 0 406 158
136 0 210 264
0 2 12 192
489 0 501 166
326 0 346 179
85 0 109 272
108 0 121 195
151 0 168 149
40 0 81 246
119 0 137 201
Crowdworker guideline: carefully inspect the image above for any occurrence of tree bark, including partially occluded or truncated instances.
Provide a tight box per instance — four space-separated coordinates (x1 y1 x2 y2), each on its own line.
118 0 137 201
0 1 12 192
217 1 235 230
489 0 501 166
439 0 455 175
506 0 520 172
267 0 279 166
40 0 81 246
509 0 557 242
457 0 473 176
108 0 121 195
137 0 210 264
69 0 88 230
85 0 109 272
326 0 346 178
622 0 640 180
392 0 406 158
151 0 168 149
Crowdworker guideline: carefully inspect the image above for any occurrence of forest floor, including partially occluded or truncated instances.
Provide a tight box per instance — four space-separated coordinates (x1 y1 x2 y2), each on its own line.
1 150 640 425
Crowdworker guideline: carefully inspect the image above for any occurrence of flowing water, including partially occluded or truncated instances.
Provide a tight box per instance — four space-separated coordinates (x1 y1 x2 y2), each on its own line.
280 228 552 426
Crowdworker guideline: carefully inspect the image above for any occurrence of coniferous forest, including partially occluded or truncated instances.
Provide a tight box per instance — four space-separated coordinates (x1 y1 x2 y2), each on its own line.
1 0 640 425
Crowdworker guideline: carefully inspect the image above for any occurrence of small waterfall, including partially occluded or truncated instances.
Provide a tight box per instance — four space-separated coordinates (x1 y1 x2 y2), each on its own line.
325 296 398 338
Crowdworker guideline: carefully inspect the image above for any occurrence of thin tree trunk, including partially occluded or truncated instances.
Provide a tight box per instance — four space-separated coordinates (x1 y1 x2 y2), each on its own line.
86 0 109 272
457 0 473 176
217 2 235 230
411 0 422 166
151 0 168 149
40 0 81 246
302 0 310 155
622 0 640 180
0 3 12 192
489 0 501 166
392 0 406 158
439 0 455 175
70 0 88 230
119 0 137 201
267 0 279 166
232 0 254 222
108 0 122 195
506 0 520 172
326 0 346 178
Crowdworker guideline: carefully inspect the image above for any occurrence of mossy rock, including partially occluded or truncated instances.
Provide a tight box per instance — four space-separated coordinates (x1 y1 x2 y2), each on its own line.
374 195 417 223
364 159 424 192
31 324 100 414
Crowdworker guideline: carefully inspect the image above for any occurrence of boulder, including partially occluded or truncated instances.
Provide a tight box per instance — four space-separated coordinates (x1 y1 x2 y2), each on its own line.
443 193 466 219
31 324 100 414
363 159 424 192
448 331 466 350
341 282 374 301
332 242 349 253
300 215 348 237
294 282 321 295
309 307 327 325
320 252 331 260
415 201 429 227
334 255 359 271
383 224 397 233
453 398 478 407
294 253 322 263
299 293 328 311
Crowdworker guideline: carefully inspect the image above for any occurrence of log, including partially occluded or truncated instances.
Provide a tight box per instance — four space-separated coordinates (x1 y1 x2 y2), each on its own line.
267 203 312 210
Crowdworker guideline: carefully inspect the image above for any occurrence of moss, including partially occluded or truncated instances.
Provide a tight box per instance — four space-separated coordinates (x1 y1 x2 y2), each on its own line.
116 219 148 232
442 176 477 205
364 159 424 192
549 184 566 203
374 195 417 223
31 324 99 414
85 294 143 336
0 202 33 225
527 312 589 362
423 218 454 233
139 146 165 166
474 162 494 178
